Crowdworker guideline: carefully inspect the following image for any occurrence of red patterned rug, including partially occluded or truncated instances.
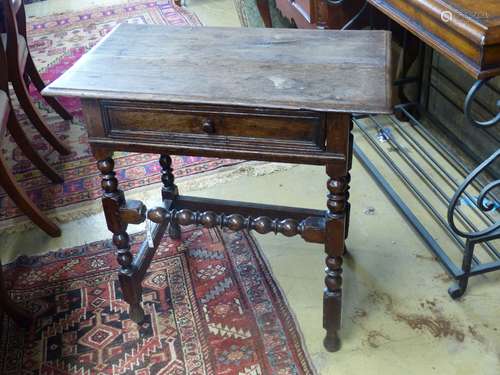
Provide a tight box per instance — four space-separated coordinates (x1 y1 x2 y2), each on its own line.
1 1 243 231
0 228 315 374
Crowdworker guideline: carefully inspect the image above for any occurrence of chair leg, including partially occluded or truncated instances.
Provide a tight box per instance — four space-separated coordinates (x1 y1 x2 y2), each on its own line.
25 53 73 121
7 111 64 184
0 151 61 237
10 67 70 156
0 262 32 328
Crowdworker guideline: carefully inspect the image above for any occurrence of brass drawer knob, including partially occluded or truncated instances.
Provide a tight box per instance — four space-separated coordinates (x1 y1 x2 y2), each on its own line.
201 119 215 134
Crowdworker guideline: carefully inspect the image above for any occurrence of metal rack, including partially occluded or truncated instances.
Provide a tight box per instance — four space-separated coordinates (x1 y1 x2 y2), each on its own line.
353 102 499 298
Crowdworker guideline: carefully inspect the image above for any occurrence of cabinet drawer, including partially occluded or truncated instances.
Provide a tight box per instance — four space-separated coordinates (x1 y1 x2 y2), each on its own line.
101 101 326 152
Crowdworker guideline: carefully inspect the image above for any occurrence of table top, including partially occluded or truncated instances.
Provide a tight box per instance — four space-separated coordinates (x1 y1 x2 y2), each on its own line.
368 0 500 79
43 23 392 114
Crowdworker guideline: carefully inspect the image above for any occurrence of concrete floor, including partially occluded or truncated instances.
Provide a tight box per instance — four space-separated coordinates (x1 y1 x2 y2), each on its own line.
3 0 498 374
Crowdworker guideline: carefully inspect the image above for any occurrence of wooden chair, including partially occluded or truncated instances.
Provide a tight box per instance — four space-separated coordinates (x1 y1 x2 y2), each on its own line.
1 31 61 238
2 0 71 155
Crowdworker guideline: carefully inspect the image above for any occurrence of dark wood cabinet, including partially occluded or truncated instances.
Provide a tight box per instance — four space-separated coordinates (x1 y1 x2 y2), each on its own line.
259 0 366 29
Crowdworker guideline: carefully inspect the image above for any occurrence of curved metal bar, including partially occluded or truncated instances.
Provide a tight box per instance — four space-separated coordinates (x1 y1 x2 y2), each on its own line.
464 78 500 128
448 149 500 239
478 180 500 212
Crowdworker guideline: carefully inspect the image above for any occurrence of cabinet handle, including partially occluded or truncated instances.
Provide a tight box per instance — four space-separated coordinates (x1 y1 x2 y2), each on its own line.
201 119 216 134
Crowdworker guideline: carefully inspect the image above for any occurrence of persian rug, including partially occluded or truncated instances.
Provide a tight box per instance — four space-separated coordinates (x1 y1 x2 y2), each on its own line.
1 1 244 232
0 227 315 374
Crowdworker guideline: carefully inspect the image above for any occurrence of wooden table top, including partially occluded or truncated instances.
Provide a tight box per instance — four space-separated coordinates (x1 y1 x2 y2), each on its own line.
44 23 392 114
368 0 500 79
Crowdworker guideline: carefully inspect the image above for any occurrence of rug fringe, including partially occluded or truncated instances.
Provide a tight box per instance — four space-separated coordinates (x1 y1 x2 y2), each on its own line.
0 162 295 236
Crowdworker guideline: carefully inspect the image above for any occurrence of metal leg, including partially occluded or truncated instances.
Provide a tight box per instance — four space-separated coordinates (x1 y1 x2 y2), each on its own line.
448 239 475 299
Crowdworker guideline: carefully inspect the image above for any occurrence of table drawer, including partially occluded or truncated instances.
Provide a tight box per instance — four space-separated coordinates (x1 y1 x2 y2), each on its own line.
101 101 326 151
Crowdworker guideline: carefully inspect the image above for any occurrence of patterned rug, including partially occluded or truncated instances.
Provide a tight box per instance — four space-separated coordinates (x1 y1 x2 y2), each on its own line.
1 1 243 232
0 227 315 374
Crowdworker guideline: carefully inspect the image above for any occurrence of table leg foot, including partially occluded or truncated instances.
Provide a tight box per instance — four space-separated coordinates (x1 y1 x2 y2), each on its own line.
130 304 145 324
448 282 467 300
323 331 341 352
323 255 343 352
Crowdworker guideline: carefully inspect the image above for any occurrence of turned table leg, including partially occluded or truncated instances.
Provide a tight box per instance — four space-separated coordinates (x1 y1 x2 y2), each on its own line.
160 154 181 239
323 171 348 352
323 113 351 352
97 157 145 323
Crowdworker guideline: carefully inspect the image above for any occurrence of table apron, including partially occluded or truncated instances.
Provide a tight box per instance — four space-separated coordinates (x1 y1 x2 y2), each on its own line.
88 138 346 165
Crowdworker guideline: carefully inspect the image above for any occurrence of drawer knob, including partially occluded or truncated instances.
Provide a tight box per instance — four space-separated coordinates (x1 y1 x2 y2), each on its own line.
201 119 215 134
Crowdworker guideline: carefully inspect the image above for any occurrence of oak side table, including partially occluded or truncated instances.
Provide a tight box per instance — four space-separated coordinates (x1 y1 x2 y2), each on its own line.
44 24 391 352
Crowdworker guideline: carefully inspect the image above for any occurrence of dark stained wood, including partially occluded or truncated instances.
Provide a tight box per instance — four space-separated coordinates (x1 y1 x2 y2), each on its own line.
119 200 147 225
104 101 325 145
0 31 61 238
256 0 273 27
322 113 351 352
1 34 62 183
271 0 366 30
171 195 325 222
45 24 391 352
2 0 71 155
96 157 144 324
86 135 343 165
6 110 63 184
0 106 61 237
147 206 325 243
160 154 181 240
368 0 500 79
44 24 392 115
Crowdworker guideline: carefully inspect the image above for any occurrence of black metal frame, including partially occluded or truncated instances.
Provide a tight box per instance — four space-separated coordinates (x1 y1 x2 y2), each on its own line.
446 150 500 297
464 79 500 128
350 4 500 298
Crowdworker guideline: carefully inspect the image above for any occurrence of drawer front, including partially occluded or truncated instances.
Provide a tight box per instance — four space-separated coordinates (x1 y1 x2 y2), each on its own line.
100 101 326 152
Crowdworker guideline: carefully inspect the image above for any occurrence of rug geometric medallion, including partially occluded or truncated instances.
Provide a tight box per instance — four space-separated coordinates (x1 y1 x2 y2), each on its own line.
1 1 243 231
0 228 315 374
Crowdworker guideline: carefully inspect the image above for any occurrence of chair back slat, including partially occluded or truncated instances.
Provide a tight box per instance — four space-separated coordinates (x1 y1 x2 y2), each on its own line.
3 0 25 34
0 34 8 92
12 0 22 14
2 0 24 70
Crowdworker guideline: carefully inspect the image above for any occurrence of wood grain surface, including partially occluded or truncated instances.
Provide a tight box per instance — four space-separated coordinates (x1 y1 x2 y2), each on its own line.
368 0 500 79
44 23 392 114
